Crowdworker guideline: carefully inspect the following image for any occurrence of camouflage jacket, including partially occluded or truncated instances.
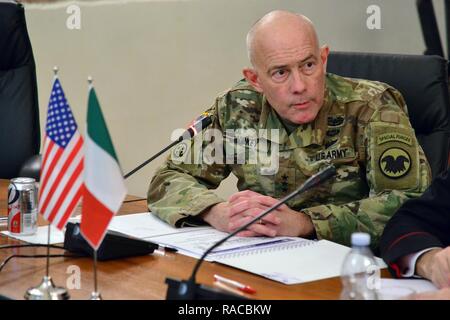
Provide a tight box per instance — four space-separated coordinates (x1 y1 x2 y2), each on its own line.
147 73 431 248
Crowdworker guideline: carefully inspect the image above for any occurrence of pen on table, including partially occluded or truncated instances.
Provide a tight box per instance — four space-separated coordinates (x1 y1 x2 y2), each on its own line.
213 274 256 294
213 280 246 297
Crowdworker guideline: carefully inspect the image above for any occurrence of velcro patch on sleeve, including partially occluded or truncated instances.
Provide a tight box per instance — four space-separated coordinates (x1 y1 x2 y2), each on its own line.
380 110 400 124
367 122 419 192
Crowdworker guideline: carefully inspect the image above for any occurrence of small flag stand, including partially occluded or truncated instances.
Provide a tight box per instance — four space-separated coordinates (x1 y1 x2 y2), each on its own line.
24 67 72 300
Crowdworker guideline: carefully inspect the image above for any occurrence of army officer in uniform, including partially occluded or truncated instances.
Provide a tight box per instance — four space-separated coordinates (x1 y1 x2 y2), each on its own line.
147 10 431 249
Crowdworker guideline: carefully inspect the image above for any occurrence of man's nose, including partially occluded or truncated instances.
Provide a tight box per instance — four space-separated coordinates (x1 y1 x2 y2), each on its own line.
290 69 307 94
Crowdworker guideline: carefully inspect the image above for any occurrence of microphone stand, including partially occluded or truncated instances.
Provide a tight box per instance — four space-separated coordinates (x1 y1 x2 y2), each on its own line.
166 165 337 300
124 137 183 179
123 114 212 179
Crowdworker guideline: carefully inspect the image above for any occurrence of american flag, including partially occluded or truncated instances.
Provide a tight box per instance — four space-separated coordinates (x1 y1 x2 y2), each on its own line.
39 78 84 230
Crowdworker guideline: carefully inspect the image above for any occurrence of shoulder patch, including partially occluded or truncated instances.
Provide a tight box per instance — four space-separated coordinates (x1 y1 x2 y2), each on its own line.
380 110 400 124
173 142 188 158
379 148 411 179
367 122 420 191
171 141 191 164
377 132 412 146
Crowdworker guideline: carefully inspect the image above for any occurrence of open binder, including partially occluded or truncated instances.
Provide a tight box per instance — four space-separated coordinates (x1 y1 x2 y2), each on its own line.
107 213 386 285
213 239 381 284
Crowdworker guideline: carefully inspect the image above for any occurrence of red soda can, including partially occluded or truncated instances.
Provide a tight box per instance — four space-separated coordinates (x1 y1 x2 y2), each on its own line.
7 177 38 235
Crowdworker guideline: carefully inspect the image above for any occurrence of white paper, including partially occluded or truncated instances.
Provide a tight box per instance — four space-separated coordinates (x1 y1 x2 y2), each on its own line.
108 213 304 259
151 228 305 258
1 225 65 245
213 240 344 284
98 212 389 285
108 212 210 239
378 278 438 299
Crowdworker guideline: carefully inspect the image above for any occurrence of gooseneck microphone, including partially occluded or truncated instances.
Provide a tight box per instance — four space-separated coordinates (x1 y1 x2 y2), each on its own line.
63 113 213 261
123 113 213 179
165 164 337 300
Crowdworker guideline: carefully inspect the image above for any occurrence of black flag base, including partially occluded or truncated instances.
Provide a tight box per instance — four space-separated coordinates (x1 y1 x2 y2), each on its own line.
165 277 249 300
24 276 70 300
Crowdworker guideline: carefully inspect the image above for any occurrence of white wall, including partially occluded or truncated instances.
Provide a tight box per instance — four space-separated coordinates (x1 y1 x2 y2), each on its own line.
23 0 444 198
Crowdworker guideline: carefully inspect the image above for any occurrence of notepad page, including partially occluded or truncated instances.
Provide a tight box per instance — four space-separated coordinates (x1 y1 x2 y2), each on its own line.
214 240 385 285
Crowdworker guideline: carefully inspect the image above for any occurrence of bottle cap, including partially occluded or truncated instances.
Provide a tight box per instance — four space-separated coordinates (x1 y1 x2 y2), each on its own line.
351 232 371 246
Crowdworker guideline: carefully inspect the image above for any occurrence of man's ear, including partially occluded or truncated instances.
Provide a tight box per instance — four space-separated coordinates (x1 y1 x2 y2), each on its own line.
320 45 330 73
243 68 263 93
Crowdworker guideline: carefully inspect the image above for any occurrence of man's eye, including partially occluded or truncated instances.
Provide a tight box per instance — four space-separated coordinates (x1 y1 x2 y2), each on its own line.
303 62 316 73
272 69 287 80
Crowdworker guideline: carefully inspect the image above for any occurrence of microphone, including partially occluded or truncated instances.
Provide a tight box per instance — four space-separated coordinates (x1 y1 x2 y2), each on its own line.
181 112 213 140
165 164 337 300
124 112 213 179
72 113 212 261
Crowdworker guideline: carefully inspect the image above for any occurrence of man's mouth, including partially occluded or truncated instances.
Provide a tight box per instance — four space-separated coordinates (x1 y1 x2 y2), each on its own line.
292 101 310 109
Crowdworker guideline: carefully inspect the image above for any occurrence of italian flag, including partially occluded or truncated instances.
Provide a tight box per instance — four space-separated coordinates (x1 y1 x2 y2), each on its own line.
81 86 127 250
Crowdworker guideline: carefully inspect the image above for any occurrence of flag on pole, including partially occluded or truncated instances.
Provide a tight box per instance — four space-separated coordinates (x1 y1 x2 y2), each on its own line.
80 84 127 249
39 77 84 230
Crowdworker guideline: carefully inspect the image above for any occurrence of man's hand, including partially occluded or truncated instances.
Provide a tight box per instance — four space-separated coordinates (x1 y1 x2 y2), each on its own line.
200 191 276 235
200 202 233 233
416 247 450 288
201 190 315 238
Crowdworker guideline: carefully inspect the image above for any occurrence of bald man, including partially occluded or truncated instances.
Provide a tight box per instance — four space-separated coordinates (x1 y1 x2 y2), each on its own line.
147 11 431 249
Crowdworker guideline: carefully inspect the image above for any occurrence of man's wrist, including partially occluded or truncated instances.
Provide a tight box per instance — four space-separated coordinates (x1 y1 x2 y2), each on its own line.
416 248 443 279
200 202 224 225
296 210 315 238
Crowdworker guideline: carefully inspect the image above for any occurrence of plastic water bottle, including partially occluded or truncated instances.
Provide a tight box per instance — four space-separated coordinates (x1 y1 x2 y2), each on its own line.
340 232 380 300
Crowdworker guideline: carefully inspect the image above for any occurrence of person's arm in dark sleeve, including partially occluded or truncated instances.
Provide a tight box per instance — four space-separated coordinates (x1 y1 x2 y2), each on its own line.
380 169 450 277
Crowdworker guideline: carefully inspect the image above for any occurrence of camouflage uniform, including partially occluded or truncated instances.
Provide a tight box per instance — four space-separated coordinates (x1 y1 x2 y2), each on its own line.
147 73 431 248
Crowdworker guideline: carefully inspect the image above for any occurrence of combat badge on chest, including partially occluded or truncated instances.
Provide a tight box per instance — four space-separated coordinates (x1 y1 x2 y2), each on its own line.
309 115 351 162
325 115 345 150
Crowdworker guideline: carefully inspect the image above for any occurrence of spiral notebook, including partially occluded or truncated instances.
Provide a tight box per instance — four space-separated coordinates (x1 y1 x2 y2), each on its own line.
213 239 386 285
107 213 386 285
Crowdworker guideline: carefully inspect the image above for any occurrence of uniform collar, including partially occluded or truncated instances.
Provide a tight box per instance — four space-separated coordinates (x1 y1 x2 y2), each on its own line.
258 86 333 149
